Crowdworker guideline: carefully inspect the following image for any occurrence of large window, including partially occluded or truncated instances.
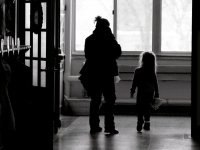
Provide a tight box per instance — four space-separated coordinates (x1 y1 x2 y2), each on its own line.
75 0 192 53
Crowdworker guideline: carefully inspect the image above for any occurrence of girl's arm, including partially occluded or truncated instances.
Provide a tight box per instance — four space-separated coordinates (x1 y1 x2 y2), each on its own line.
130 69 138 97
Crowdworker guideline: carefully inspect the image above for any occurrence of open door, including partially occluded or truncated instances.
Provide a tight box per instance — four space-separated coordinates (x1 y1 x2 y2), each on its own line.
19 0 63 148
0 0 64 149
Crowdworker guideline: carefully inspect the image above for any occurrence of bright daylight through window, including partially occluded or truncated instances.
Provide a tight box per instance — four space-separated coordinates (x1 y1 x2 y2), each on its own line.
75 0 192 53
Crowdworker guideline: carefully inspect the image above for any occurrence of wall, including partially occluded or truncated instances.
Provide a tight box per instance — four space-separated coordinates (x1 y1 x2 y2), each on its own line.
68 54 191 102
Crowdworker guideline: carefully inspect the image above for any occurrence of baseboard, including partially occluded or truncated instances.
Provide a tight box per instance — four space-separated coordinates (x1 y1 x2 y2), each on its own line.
62 97 191 116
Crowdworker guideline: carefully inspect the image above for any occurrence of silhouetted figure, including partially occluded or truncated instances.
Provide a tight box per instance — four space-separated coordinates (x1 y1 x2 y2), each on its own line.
80 16 121 134
130 51 159 132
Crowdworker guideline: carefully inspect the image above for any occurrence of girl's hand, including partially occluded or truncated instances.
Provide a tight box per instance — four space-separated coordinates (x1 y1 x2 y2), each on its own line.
130 92 134 98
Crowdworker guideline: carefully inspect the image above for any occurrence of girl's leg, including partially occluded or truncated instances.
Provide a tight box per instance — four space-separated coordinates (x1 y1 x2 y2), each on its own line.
143 105 151 130
136 105 144 132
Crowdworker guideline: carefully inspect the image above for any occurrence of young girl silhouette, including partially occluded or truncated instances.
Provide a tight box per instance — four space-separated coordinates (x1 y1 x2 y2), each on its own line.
130 51 159 132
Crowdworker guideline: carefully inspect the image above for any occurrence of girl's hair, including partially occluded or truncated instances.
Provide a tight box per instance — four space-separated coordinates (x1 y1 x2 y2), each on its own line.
138 51 157 73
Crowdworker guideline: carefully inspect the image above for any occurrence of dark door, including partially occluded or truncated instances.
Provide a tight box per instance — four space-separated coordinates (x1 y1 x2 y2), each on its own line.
12 0 63 149
192 0 200 139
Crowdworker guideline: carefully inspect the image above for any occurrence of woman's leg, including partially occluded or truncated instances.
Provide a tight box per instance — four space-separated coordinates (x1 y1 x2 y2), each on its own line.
103 77 118 134
89 91 102 131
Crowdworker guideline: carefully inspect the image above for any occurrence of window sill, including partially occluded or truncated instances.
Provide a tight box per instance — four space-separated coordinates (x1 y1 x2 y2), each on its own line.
72 51 191 57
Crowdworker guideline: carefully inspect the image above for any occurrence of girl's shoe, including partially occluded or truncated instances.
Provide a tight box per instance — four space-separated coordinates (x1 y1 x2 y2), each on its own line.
143 122 150 130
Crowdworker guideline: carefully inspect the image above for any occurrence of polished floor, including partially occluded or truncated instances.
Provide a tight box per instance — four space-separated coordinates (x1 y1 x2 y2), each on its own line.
53 116 200 150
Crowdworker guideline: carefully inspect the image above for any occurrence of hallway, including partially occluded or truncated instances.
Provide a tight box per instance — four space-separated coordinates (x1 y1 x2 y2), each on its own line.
53 116 200 150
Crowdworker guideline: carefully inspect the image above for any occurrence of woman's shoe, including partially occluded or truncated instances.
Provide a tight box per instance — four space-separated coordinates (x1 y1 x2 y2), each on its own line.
104 129 119 135
90 127 102 134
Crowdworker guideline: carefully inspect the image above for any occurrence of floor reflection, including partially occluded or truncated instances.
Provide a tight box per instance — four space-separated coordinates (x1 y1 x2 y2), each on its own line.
53 116 200 150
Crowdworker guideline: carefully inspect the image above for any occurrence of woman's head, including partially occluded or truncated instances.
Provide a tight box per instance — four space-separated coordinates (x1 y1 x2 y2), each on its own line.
138 51 157 72
95 16 110 29
93 16 114 39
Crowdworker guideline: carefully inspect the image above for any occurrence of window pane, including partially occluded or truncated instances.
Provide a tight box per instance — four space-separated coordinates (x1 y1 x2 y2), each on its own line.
76 0 113 51
25 3 30 29
25 59 30 67
33 33 38 57
41 3 46 29
41 32 46 58
161 0 192 52
117 0 152 51
41 61 46 87
33 60 38 86
25 31 30 57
